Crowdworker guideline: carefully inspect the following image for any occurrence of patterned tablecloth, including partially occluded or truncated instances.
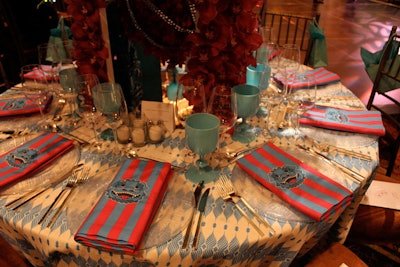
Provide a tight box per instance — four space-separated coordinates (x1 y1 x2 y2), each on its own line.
0 81 379 266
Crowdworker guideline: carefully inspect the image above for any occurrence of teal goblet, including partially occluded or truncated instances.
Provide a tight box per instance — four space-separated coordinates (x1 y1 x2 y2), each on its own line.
185 113 220 184
231 84 261 143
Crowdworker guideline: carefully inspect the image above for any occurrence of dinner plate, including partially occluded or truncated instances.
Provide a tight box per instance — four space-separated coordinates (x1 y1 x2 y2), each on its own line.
67 167 194 250
0 133 81 195
231 146 354 223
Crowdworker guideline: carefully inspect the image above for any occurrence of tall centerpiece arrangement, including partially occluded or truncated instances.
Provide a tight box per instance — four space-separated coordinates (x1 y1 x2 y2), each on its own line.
65 0 263 100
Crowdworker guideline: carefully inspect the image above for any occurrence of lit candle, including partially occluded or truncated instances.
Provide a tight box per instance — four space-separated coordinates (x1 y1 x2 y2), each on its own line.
117 125 130 144
149 125 163 142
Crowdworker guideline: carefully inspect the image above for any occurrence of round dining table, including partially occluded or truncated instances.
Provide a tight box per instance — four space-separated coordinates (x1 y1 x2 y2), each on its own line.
0 78 379 267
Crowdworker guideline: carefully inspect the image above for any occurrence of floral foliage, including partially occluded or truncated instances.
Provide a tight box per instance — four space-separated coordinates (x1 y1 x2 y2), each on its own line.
64 0 109 82
66 0 262 98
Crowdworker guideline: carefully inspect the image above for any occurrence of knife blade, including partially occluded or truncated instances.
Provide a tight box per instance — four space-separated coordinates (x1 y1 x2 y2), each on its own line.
182 180 204 249
192 188 210 249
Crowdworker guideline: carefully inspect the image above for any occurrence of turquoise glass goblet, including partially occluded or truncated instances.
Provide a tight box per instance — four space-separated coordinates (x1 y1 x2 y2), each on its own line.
231 84 261 143
185 113 220 184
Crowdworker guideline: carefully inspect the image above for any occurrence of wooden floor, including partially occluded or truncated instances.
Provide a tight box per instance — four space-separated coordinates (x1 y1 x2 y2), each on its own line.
1 0 400 266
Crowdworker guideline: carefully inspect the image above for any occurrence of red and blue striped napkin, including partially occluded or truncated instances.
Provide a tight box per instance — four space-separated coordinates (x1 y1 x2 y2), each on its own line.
0 94 52 116
274 67 341 89
0 133 75 188
23 65 54 82
74 159 172 254
237 142 353 222
300 105 385 136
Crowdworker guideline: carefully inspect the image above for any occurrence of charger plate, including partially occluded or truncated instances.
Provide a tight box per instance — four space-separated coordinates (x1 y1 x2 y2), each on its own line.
0 133 80 195
231 146 354 223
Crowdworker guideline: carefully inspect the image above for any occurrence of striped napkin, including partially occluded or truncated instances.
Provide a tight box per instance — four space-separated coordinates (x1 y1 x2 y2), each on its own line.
23 65 54 82
274 67 341 89
237 142 353 222
74 159 172 254
0 94 53 116
300 105 386 136
0 133 75 188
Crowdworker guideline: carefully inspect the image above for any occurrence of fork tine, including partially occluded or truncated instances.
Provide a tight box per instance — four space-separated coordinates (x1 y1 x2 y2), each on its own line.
220 175 275 235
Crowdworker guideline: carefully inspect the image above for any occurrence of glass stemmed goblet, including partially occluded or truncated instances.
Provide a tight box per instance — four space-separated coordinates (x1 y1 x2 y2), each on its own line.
92 82 129 155
37 43 62 94
185 113 220 184
231 84 261 143
59 68 79 124
207 85 237 159
75 74 102 149
278 43 301 97
175 78 207 128
288 75 317 138
20 64 51 130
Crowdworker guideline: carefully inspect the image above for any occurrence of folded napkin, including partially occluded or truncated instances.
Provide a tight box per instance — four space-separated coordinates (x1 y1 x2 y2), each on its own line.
237 142 353 222
74 159 172 254
0 133 75 188
300 105 385 136
274 67 341 89
0 94 53 116
23 66 54 82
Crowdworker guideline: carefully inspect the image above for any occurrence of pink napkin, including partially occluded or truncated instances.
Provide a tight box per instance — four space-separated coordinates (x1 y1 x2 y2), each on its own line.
0 94 53 116
300 105 386 136
274 67 341 89
237 142 353 222
23 66 54 82
0 133 75 188
75 159 172 254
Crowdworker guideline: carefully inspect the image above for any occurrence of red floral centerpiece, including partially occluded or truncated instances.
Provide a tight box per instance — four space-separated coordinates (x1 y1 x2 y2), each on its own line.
65 0 263 99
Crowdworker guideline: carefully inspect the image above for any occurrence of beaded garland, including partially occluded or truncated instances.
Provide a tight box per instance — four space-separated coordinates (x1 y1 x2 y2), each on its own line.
125 0 196 50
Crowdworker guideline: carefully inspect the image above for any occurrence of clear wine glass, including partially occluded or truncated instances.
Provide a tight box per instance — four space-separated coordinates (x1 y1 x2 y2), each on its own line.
279 43 301 96
231 84 261 143
20 64 51 130
75 74 102 149
175 78 207 128
288 75 317 138
185 113 220 184
92 82 129 155
37 43 62 94
59 68 79 123
207 85 237 158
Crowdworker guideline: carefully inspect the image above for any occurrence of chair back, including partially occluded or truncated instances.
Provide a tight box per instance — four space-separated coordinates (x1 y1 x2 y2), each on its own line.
262 11 320 65
0 54 10 93
366 26 400 177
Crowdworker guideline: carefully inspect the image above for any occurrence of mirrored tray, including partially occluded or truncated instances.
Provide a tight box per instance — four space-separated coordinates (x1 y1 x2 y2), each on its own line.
0 133 81 195
67 168 194 250
231 146 353 223
299 125 376 148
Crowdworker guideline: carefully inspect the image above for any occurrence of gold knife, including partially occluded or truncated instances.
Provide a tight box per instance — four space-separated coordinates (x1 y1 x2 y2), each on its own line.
182 181 204 249
192 188 210 249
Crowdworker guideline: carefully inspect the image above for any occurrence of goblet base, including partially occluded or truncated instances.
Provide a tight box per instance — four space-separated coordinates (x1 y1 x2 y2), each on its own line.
185 165 218 184
232 123 261 143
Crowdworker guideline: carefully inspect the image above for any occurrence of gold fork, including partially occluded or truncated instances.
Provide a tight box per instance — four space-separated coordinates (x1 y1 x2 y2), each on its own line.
219 175 275 235
304 136 372 161
46 168 90 227
216 179 265 236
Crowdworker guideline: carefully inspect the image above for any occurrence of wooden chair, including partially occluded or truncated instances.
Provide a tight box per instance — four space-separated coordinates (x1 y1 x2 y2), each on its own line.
366 27 400 177
259 10 320 66
0 54 10 92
